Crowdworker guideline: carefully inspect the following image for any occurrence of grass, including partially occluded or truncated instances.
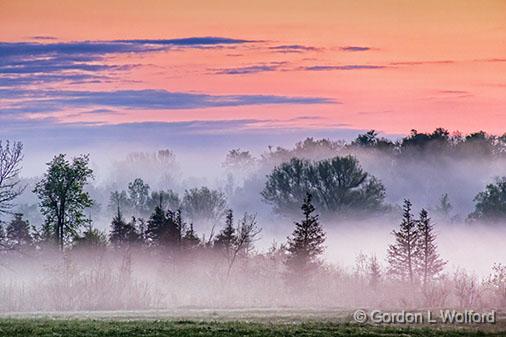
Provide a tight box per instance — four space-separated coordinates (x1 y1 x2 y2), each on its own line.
0 318 504 337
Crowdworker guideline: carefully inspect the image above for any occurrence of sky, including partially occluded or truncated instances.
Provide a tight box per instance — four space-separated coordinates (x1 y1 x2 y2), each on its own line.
1 0 506 171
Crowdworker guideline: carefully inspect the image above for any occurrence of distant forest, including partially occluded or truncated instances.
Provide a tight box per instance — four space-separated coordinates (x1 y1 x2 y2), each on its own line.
0 129 505 311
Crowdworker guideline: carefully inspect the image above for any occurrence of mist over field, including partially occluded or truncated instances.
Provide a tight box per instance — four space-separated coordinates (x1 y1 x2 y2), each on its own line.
0 129 505 313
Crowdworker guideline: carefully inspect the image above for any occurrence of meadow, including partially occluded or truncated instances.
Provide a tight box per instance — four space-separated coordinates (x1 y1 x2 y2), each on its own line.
0 310 505 337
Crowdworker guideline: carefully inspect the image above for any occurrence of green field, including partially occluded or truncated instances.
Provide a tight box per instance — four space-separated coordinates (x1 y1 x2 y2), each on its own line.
0 319 505 337
0 310 504 337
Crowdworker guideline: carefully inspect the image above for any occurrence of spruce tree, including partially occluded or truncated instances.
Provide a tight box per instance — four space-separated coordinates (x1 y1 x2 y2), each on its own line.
6 213 33 250
146 206 182 250
285 193 326 285
387 199 418 284
214 209 236 255
109 207 139 249
146 205 168 246
415 209 446 287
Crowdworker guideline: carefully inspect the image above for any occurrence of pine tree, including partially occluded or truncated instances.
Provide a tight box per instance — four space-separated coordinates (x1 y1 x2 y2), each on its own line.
146 205 168 246
146 206 181 250
6 213 33 250
285 193 326 285
415 209 446 287
214 209 236 255
388 199 418 284
109 206 139 249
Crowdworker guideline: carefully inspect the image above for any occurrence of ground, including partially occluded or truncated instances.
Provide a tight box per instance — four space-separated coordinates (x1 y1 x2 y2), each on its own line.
0 309 504 337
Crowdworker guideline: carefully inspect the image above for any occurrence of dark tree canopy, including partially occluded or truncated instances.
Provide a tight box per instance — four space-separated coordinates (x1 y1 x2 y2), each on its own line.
262 155 385 216
33 154 94 250
469 177 506 222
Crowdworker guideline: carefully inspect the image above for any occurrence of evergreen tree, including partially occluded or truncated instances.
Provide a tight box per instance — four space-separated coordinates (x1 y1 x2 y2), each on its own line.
285 193 326 285
146 205 168 246
146 206 181 250
214 209 236 255
109 206 140 249
388 199 418 284
182 223 200 249
415 209 446 287
6 213 33 250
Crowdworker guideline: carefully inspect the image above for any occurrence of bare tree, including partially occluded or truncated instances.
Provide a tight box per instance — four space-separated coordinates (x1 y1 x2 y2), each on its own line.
226 213 261 277
0 141 24 215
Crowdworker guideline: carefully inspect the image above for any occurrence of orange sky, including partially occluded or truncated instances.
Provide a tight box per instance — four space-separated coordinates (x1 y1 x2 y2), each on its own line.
1 0 506 135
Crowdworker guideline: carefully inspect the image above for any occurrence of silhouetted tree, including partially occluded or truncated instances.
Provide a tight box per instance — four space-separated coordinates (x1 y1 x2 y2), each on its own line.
469 177 506 222
214 209 236 255
110 210 140 249
146 207 182 251
262 155 385 215
353 130 379 147
0 141 25 215
415 209 446 287
285 193 326 285
5 213 33 250
388 199 418 284
33 154 94 250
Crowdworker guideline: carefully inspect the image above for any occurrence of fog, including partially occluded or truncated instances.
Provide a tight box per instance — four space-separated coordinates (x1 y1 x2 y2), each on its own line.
1 130 506 312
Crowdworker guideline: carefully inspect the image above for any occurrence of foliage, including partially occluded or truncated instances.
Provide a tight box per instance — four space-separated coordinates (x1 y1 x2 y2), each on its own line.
262 155 385 216
127 178 150 216
33 154 94 250
469 177 506 222
5 213 33 250
182 187 227 224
